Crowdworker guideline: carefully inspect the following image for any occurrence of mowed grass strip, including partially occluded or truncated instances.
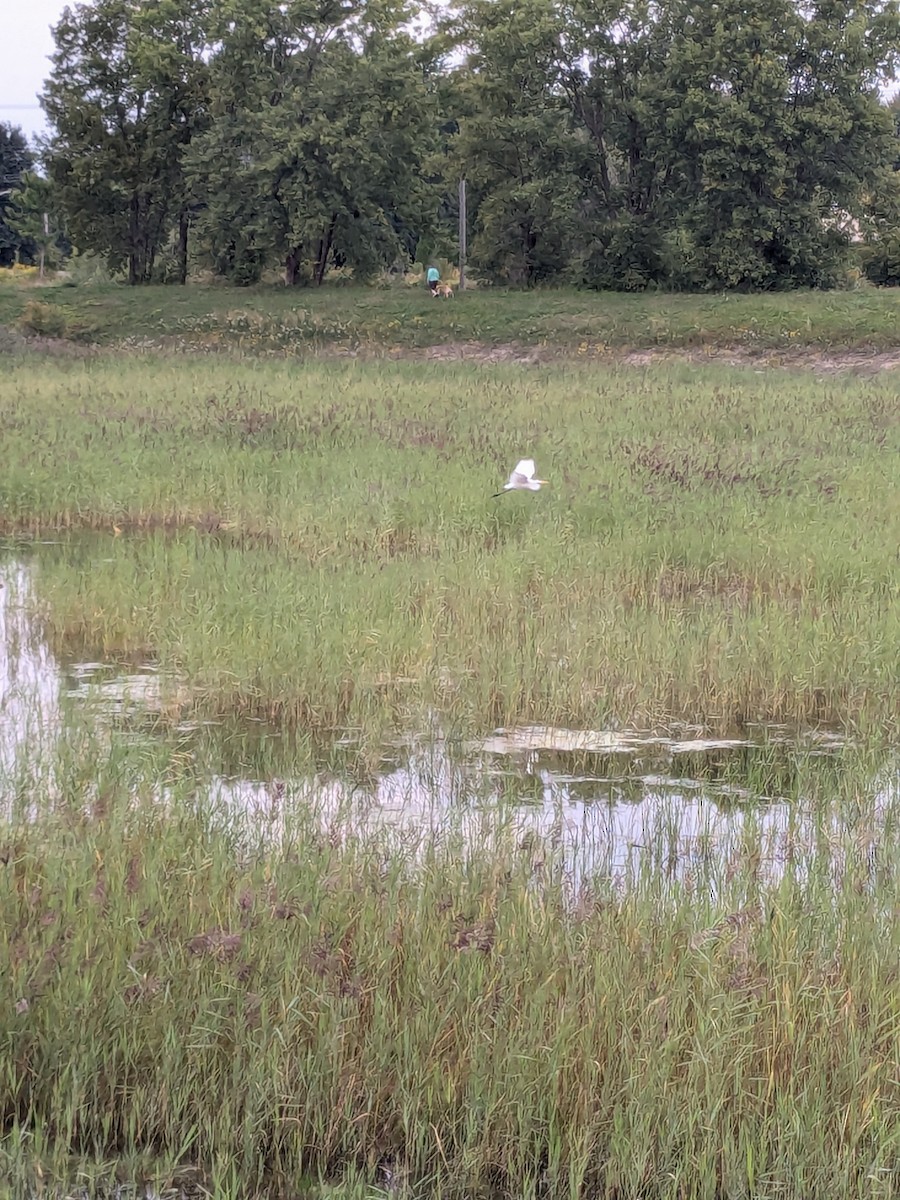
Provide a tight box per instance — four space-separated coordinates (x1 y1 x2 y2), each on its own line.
3 279 900 353
2 353 899 735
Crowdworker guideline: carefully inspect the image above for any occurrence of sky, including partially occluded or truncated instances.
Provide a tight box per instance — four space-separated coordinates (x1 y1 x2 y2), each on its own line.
1 0 66 145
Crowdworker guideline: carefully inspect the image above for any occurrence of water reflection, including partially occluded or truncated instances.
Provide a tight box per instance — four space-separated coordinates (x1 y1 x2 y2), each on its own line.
0 559 61 778
0 552 895 891
202 738 889 893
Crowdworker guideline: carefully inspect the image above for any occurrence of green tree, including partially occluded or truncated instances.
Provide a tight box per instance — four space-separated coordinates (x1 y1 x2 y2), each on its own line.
448 0 899 290
557 0 676 288
651 0 900 289
42 0 210 284
445 0 583 284
0 124 35 268
857 93 900 284
189 0 438 285
6 173 65 277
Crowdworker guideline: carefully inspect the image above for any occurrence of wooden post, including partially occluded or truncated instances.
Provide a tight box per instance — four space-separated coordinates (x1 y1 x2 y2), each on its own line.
458 178 467 292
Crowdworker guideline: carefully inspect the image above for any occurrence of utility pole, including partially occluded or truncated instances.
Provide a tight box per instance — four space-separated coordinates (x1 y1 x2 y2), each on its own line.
40 211 49 279
458 178 467 292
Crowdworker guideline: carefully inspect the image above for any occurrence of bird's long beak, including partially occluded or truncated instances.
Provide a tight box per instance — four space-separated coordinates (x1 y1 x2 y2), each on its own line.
537 480 550 485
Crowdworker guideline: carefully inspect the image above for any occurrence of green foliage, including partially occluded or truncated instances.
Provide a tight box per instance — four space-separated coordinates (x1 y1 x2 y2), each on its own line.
443 0 900 290
575 216 674 292
42 0 209 285
188 1 440 286
651 0 899 290
5 173 66 276
0 124 35 268
446 0 583 285
861 231 900 284
37 0 900 290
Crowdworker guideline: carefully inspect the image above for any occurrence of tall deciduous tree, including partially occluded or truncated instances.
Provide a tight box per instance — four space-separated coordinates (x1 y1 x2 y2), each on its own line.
445 0 899 289
42 0 210 284
445 0 583 285
652 0 900 288
188 0 438 285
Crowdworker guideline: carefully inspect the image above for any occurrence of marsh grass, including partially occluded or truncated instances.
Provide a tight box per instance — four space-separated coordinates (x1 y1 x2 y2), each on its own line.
3 290 900 1200
3 281 900 354
1 733 898 1199
2 353 898 739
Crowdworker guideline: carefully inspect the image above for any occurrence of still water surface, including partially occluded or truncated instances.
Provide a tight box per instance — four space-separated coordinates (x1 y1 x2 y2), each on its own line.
1 550 895 888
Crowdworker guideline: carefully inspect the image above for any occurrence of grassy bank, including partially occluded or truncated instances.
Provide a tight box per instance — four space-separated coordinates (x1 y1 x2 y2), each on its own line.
3 279 900 355
1 736 898 1199
3 353 899 738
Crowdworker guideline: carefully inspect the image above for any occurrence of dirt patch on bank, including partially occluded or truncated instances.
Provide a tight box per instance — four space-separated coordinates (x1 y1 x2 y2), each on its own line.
0 326 98 358
619 346 900 374
6 322 900 373
334 339 900 373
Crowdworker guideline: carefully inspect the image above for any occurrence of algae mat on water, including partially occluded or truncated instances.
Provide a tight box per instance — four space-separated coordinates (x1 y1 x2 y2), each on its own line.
1 351 899 737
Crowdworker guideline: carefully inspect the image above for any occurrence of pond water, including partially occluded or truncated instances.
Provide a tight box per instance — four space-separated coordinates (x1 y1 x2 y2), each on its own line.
1 548 896 889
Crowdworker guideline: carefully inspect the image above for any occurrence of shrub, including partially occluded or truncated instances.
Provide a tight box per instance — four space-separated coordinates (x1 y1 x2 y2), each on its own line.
65 250 114 286
576 216 672 292
860 234 900 287
17 300 68 339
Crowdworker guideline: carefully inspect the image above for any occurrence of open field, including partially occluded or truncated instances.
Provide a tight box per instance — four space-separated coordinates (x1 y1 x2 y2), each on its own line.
3 280 900 357
1 734 898 1199
2 352 899 738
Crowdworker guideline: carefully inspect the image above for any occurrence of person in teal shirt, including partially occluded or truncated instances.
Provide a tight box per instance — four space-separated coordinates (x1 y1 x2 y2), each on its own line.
426 265 440 294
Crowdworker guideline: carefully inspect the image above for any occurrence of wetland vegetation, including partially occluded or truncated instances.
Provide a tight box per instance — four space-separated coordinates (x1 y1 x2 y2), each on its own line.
2 731 898 1200
2 348 899 739
1 287 899 1197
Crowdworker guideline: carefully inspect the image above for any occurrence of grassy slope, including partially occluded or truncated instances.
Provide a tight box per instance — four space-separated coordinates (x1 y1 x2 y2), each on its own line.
3 279 900 352
2 353 898 736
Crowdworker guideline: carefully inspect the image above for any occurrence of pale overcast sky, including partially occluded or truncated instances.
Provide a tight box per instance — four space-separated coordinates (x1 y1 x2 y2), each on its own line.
1 0 65 144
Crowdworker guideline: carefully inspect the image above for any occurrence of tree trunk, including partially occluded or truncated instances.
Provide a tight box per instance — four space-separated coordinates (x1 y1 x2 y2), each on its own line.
128 193 141 285
314 213 337 286
284 246 303 286
177 210 189 285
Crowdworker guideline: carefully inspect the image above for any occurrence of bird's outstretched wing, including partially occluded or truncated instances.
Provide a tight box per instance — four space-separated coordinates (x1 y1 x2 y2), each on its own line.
493 457 539 495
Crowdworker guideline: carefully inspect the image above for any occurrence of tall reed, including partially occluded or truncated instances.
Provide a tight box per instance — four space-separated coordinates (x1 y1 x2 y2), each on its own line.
3 353 897 738
1 733 897 1198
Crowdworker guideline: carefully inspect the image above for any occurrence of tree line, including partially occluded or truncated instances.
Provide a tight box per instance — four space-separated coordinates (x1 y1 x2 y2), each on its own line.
5 0 900 289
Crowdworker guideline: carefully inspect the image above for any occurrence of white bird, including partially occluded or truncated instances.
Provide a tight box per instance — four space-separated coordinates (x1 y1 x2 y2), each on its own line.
493 458 549 497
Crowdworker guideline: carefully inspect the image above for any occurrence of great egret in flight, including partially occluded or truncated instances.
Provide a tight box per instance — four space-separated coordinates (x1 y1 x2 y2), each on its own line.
493 458 549 497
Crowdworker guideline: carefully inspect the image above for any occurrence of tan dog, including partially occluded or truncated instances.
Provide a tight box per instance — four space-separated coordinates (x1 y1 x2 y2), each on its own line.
433 282 453 299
